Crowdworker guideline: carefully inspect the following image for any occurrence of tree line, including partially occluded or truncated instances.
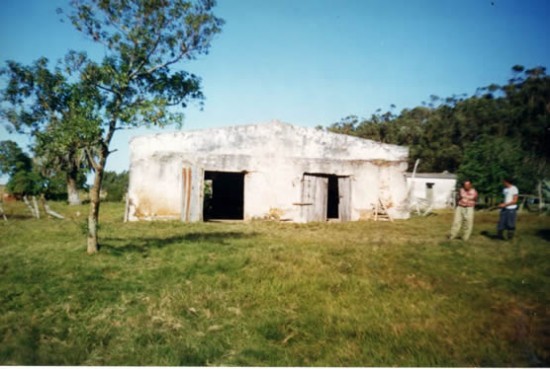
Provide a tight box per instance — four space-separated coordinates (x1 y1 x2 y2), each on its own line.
0 139 128 204
326 65 550 198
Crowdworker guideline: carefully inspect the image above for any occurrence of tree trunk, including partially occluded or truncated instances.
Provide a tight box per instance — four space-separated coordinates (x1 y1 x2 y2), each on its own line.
537 180 543 212
87 166 104 254
67 173 81 206
86 111 118 254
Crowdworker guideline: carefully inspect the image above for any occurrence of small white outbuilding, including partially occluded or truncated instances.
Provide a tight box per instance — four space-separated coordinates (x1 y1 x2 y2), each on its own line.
127 121 411 222
405 172 457 209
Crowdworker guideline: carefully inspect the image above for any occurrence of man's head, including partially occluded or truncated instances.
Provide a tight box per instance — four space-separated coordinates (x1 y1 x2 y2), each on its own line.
463 180 472 190
503 178 513 187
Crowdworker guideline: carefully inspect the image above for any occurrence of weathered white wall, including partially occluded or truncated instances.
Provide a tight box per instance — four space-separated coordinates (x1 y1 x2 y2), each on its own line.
406 176 457 209
382 162 411 218
128 155 183 219
127 121 411 222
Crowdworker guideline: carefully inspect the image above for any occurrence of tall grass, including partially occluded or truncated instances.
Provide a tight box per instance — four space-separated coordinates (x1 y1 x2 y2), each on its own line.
1 201 549 366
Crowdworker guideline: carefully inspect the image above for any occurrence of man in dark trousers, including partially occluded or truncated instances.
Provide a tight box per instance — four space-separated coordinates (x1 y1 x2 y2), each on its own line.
497 178 519 240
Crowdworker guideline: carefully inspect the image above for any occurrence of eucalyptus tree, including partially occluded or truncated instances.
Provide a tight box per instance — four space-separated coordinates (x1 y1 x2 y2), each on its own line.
60 0 224 253
328 64 549 184
504 66 550 178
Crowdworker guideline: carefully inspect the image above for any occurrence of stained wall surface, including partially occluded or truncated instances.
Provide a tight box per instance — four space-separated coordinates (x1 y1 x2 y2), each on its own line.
127 121 410 222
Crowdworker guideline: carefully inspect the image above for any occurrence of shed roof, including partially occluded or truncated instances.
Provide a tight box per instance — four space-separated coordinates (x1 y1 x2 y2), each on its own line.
405 172 457 179
130 120 408 162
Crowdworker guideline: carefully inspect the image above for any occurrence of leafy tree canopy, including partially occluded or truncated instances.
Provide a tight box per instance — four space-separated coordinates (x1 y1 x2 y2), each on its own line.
1 58 102 204
328 65 550 194
59 0 224 253
0 140 44 196
457 136 537 196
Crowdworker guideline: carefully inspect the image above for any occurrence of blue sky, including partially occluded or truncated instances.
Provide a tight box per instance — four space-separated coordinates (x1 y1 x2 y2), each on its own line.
1 0 550 182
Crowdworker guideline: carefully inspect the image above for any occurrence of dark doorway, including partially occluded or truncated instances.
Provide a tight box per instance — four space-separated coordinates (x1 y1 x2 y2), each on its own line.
203 171 245 220
327 175 339 219
426 182 435 206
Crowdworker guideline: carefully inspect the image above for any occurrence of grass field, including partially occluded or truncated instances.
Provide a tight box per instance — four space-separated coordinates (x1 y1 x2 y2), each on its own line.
1 201 549 366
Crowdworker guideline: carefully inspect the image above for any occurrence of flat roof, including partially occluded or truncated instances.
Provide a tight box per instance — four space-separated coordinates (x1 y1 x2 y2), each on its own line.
405 172 457 179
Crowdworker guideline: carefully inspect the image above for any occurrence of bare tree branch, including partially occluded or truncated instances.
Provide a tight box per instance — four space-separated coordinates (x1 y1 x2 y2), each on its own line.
84 147 99 172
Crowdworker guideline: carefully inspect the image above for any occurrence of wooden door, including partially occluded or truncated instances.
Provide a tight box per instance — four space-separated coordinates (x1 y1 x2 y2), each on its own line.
301 174 328 222
338 176 352 221
181 165 204 222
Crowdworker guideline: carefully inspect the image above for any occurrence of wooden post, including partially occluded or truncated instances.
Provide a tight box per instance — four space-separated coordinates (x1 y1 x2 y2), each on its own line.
23 195 38 218
0 202 7 221
123 192 130 222
32 196 40 219
538 180 544 212
40 195 64 219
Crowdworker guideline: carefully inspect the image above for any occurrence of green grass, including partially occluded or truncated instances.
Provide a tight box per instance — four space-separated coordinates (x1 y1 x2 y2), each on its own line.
1 201 549 366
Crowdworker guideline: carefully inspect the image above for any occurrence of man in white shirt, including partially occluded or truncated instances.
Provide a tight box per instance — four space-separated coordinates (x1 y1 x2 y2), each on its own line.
497 178 519 240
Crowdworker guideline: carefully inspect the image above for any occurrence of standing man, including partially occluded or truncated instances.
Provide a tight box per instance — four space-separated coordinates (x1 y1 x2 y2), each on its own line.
450 180 478 241
497 178 519 240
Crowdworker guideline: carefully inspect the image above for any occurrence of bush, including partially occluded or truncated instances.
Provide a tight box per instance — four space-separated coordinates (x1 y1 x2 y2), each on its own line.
101 171 128 202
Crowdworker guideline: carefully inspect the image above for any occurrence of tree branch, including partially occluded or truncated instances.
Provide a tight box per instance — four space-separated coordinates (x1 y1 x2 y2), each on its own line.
84 147 99 172
128 24 165 80
96 83 120 96
138 34 195 78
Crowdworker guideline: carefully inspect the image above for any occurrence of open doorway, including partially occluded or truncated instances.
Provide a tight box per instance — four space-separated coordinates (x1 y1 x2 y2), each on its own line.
327 175 340 219
301 173 351 222
203 171 245 220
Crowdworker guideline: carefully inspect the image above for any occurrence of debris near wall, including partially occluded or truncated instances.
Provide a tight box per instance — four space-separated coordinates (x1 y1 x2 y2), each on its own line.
373 198 393 222
254 208 288 222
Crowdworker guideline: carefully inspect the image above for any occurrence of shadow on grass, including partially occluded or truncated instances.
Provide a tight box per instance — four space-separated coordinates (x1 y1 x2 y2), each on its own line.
480 230 503 241
536 229 550 242
2 214 35 220
100 232 258 256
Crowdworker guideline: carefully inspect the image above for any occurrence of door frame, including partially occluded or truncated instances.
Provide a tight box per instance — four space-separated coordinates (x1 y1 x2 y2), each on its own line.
301 173 352 222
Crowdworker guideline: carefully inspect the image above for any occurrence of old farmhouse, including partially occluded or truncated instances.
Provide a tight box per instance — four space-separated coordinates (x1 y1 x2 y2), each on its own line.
126 121 410 222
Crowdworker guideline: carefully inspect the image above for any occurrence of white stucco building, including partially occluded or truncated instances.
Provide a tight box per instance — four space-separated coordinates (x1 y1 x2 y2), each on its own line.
127 121 411 222
405 172 457 209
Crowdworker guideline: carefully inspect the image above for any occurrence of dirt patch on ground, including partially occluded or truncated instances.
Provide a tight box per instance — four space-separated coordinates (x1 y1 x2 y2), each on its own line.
491 299 549 366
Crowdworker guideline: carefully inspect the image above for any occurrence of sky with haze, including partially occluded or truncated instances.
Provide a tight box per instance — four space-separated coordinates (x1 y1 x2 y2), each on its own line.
0 0 549 181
